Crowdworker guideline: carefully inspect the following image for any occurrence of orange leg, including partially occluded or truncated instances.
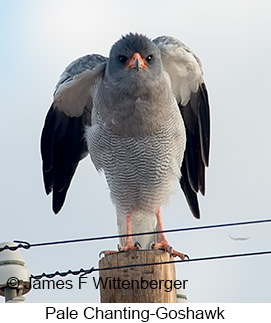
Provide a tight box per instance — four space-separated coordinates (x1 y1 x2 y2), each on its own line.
152 208 186 260
100 213 140 257
118 213 141 251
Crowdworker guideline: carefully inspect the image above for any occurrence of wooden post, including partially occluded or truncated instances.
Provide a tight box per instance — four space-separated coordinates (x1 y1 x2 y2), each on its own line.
99 250 177 303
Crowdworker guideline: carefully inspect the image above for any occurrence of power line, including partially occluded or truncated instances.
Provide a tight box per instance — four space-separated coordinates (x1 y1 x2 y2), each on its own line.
31 267 95 280
30 249 271 280
1 218 270 253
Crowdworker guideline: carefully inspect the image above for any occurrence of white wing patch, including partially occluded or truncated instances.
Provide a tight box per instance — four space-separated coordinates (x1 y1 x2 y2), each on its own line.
153 36 203 106
54 66 105 117
53 55 107 117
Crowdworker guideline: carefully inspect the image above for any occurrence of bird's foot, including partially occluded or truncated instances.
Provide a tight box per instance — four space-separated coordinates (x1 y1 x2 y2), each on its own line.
99 241 141 257
151 239 188 260
118 241 141 252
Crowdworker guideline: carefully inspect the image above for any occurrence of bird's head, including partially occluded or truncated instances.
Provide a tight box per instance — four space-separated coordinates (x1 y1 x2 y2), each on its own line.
96 33 175 137
105 33 163 84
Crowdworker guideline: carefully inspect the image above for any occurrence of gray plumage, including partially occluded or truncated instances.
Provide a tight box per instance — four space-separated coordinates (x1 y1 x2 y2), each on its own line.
41 33 210 250
86 82 185 247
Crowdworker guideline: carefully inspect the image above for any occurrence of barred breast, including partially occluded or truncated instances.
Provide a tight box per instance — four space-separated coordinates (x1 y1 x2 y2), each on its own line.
85 99 186 247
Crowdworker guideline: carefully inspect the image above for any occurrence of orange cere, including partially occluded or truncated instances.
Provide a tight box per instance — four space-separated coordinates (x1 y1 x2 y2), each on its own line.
125 52 148 70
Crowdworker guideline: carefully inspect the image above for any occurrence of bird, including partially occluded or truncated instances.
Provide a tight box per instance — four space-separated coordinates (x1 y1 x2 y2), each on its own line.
41 33 210 259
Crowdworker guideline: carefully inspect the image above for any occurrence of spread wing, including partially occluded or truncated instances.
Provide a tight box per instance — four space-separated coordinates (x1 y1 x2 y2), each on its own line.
41 54 107 213
153 36 210 219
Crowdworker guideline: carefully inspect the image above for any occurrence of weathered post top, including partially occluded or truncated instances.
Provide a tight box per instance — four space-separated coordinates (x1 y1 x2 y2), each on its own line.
99 249 178 303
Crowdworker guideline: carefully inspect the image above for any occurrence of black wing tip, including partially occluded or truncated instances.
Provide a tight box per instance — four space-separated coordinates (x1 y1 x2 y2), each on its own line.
53 195 65 214
53 206 61 215
189 200 201 219
191 202 200 220
180 176 201 219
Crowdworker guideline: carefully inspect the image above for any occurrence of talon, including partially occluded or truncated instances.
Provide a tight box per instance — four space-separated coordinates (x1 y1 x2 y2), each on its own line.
184 254 189 261
99 249 118 256
152 239 186 260
134 241 142 248
171 250 187 260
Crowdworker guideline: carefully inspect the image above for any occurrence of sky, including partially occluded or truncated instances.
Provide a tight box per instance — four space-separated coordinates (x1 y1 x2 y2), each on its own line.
0 0 271 303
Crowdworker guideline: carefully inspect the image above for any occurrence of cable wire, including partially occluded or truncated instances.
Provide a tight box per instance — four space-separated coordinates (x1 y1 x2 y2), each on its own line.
1 218 270 253
30 250 271 280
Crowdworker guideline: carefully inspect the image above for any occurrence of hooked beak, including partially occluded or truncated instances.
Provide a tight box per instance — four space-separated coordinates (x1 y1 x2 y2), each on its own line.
125 52 148 71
